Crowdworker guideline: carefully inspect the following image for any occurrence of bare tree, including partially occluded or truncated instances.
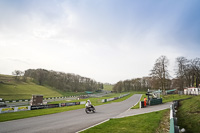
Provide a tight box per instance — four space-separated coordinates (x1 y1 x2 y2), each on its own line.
190 58 200 87
175 57 188 90
150 55 170 92
12 70 24 80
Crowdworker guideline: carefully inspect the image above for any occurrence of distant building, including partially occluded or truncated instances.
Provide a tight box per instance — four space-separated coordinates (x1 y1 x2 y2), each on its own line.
184 87 200 95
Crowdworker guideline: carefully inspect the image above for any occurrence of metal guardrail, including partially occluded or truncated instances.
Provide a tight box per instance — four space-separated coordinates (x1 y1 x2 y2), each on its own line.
170 101 179 133
101 93 130 103
3 95 88 103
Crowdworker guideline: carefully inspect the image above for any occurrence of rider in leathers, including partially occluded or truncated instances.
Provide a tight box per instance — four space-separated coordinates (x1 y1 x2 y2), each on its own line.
85 100 93 108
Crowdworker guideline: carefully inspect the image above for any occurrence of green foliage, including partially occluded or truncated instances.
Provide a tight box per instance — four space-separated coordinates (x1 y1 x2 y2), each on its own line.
82 109 169 133
112 78 151 93
177 95 200 133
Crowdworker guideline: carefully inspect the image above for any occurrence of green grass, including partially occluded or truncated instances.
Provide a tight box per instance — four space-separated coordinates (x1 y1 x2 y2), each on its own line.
0 74 89 100
0 104 85 122
0 92 134 122
103 84 113 91
177 95 200 133
81 109 169 133
0 83 63 100
161 94 192 103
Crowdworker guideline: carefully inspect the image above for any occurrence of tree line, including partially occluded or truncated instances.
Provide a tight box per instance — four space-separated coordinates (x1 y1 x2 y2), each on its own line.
113 56 200 93
13 69 103 92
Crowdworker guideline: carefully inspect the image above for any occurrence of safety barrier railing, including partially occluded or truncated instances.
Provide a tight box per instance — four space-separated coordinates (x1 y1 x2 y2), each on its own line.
170 101 179 133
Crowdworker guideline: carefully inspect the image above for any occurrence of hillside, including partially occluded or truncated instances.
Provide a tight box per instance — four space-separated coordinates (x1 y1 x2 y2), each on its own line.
0 74 63 100
103 84 113 91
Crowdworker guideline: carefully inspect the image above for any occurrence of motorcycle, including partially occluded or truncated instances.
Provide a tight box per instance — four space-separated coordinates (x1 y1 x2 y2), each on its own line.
85 106 96 114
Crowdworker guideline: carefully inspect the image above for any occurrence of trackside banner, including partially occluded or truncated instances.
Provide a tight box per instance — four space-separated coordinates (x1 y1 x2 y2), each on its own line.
0 106 30 114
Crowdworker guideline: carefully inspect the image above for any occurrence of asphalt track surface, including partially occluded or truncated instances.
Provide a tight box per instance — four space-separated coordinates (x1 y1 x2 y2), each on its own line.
0 94 141 133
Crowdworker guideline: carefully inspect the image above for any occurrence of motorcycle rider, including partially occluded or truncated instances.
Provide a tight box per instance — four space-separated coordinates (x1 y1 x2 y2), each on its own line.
85 99 95 113
85 99 94 108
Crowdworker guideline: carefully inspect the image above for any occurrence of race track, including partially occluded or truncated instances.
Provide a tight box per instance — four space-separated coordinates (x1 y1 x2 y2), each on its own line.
0 94 141 133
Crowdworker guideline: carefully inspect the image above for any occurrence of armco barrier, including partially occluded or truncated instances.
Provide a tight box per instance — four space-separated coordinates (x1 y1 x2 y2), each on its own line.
3 95 88 103
80 101 86 104
102 93 130 103
170 102 179 133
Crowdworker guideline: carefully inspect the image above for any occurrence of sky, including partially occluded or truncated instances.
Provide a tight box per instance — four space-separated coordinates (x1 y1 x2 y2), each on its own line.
0 0 200 84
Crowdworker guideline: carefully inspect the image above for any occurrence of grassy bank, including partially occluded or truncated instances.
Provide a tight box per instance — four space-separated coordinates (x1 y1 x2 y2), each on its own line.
0 83 63 100
103 84 113 91
81 109 169 133
161 94 192 103
177 95 200 133
0 74 64 100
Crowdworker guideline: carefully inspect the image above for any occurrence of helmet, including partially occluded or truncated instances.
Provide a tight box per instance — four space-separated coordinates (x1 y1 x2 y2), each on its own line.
87 99 90 102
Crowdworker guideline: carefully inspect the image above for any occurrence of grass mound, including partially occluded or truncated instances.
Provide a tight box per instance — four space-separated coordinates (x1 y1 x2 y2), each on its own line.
0 74 63 100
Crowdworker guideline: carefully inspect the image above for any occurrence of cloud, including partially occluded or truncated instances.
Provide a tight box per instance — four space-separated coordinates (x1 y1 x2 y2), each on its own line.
0 0 200 83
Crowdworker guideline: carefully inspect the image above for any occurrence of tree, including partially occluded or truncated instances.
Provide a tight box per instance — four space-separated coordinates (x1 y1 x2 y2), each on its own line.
175 57 188 90
113 81 123 93
24 68 102 92
190 58 200 87
150 55 170 92
12 70 24 81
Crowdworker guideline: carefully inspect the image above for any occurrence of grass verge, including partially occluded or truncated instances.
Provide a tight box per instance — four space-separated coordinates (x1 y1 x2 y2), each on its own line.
176 95 200 133
81 109 169 133
161 94 192 103
0 104 85 122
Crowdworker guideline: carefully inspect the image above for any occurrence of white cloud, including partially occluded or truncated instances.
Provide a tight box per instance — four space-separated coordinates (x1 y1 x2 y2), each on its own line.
0 0 200 83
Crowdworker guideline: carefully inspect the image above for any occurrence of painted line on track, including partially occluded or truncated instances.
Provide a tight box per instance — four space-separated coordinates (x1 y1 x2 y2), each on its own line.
76 94 142 132
76 94 142 133
113 94 142 118
116 103 172 119
76 119 110 133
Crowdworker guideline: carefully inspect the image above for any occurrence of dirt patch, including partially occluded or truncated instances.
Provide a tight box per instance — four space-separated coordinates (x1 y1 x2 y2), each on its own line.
189 111 200 114
155 109 170 133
